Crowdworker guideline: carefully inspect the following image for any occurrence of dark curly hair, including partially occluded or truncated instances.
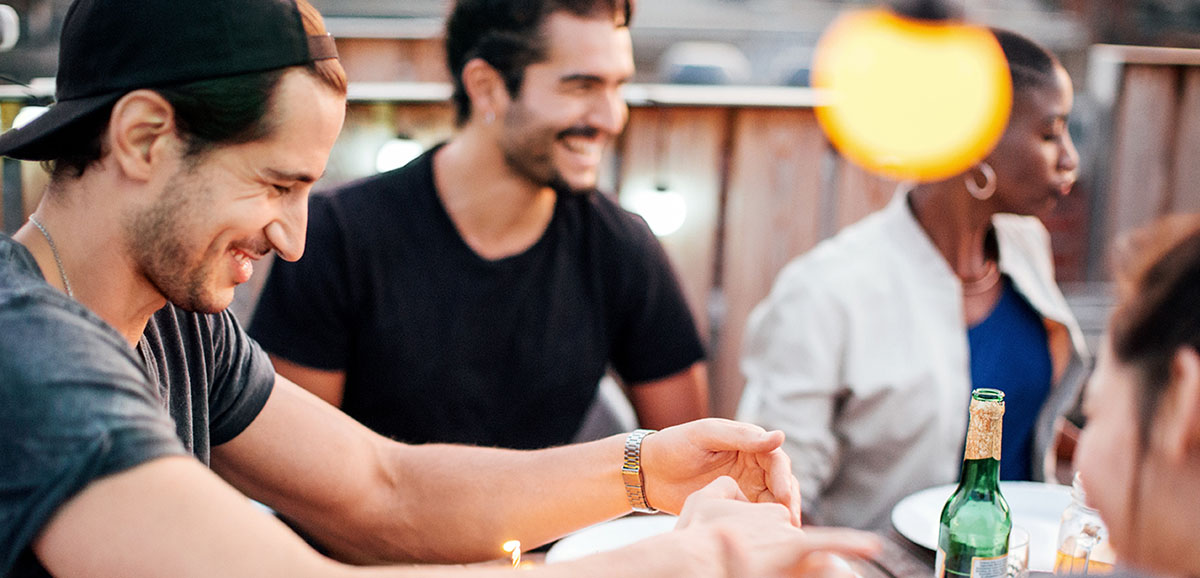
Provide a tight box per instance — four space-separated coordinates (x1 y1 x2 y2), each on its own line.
444 0 634 125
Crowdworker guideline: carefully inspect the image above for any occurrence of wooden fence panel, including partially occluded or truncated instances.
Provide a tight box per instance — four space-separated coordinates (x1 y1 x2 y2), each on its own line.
323 102 455 186
337 38 449 84
835 157 897 231
618 107 726 338
1108 65 1178 248
1171 67 1200 214
713 108 828 418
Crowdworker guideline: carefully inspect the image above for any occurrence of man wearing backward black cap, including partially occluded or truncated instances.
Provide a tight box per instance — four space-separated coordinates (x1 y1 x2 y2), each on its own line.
0 0 877 576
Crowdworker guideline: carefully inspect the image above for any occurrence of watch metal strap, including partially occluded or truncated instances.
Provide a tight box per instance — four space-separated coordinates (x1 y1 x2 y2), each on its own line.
622 428 658 513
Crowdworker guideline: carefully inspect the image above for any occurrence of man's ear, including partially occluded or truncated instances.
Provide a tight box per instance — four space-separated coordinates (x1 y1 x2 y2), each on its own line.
1157 346 1200 464
461 57 509 123
106 89 179 182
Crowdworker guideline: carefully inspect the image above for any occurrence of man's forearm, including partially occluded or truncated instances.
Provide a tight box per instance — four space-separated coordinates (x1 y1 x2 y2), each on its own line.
327 418 801 564
218 384 798 567
327 434 633 564
30 455 729 578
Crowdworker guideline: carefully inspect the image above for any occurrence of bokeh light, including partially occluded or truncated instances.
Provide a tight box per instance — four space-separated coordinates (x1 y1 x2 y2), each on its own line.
812 8 1012 182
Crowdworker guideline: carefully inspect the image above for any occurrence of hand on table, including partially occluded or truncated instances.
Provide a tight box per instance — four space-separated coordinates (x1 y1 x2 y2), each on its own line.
640 418 802 525
676 477 880 578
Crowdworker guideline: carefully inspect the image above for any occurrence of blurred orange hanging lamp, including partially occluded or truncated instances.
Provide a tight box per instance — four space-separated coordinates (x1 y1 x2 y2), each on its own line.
812 0 1011 182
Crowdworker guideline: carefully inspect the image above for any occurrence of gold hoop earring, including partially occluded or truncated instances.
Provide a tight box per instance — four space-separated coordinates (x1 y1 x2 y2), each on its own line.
965 161 997 201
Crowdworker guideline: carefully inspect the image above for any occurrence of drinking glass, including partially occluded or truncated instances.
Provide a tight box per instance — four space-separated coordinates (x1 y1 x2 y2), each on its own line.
1008 526 1031 578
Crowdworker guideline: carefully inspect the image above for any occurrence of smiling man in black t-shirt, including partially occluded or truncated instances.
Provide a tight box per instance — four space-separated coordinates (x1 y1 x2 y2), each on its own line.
251 0 709 449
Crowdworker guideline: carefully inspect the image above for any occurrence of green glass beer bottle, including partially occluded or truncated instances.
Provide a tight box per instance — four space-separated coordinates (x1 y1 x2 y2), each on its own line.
936 388 1012 578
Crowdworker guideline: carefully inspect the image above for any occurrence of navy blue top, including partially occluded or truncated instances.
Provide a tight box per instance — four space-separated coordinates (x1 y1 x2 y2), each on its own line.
967 276 1052 480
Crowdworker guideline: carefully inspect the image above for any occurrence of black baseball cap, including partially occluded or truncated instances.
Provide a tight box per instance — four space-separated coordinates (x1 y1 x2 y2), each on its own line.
0 0 339 160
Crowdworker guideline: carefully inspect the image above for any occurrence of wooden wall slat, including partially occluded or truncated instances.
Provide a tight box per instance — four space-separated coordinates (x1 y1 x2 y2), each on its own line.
712 108 827 418
1108 65 1178 247
835 158 897 231
336 38 449 84
618 107 725 338
1171 67 1200 214
323 102 455 186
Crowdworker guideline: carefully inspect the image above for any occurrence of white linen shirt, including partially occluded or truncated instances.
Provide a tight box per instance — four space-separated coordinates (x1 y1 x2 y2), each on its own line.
737 189 1090 530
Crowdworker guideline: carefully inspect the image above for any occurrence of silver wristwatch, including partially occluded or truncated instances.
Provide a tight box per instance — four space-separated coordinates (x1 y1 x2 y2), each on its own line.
622 428 658 514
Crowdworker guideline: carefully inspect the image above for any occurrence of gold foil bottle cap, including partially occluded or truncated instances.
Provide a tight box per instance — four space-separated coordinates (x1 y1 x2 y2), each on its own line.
964 388 1005 460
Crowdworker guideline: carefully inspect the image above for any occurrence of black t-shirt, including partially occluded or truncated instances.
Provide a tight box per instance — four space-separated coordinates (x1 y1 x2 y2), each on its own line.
0 235 275 577
251 146 704 449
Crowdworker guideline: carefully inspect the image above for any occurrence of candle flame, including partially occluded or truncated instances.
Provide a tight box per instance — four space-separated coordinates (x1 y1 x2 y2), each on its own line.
502 540 521 568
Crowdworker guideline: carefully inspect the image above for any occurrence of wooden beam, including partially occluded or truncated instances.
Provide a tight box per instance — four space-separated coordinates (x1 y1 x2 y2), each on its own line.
712 108 827 418
1107 64 1179 260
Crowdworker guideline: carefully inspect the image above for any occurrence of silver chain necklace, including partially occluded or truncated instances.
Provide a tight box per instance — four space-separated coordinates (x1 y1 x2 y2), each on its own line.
27 214 75 298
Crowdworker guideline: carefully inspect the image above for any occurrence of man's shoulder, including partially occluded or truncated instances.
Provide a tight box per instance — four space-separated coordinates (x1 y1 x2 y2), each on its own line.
0 278 144 398
307 153 440 248
319 148 436 207
0 236 115 339
577 188 633 219
566 190 660 248
0 233 43 292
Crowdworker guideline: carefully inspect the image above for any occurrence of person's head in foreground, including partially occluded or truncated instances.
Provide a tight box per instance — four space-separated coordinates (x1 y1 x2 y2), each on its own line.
0 0 347 320
444 0 633 194
957 27 1078 218
1075 214 1200 576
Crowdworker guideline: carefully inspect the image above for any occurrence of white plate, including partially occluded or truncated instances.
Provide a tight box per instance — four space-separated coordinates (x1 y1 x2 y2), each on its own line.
545 514 678 563
891 481 1071 572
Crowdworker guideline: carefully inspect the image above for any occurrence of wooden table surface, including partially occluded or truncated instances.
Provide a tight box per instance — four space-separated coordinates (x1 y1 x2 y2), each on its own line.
850 529 936 578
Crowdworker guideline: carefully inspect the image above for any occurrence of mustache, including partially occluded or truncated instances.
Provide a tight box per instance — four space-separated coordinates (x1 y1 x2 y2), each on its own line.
557 126 600 139
231 239 273 259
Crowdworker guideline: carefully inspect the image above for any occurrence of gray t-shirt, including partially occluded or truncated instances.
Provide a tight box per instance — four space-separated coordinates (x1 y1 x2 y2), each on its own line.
0 235 275 577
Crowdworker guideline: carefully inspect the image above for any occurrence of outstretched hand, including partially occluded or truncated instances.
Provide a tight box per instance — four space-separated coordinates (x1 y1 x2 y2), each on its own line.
673 477 879 578
639 418 803 526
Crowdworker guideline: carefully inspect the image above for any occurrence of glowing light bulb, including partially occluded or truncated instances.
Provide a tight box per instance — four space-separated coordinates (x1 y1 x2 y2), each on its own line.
375 137 424 173
0 5 18 52
621 186 687 237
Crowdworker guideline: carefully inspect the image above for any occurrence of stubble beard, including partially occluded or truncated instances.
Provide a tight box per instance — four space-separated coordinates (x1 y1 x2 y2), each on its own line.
500 104 597 197
124 168 225 314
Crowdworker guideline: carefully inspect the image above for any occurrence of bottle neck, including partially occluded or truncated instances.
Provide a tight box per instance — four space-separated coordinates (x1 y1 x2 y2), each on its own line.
959 457 1002 491
961 390 1004 490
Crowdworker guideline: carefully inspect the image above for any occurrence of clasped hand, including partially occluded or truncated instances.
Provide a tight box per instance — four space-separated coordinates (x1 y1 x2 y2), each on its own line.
638 418 803 525
673 477 880 578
